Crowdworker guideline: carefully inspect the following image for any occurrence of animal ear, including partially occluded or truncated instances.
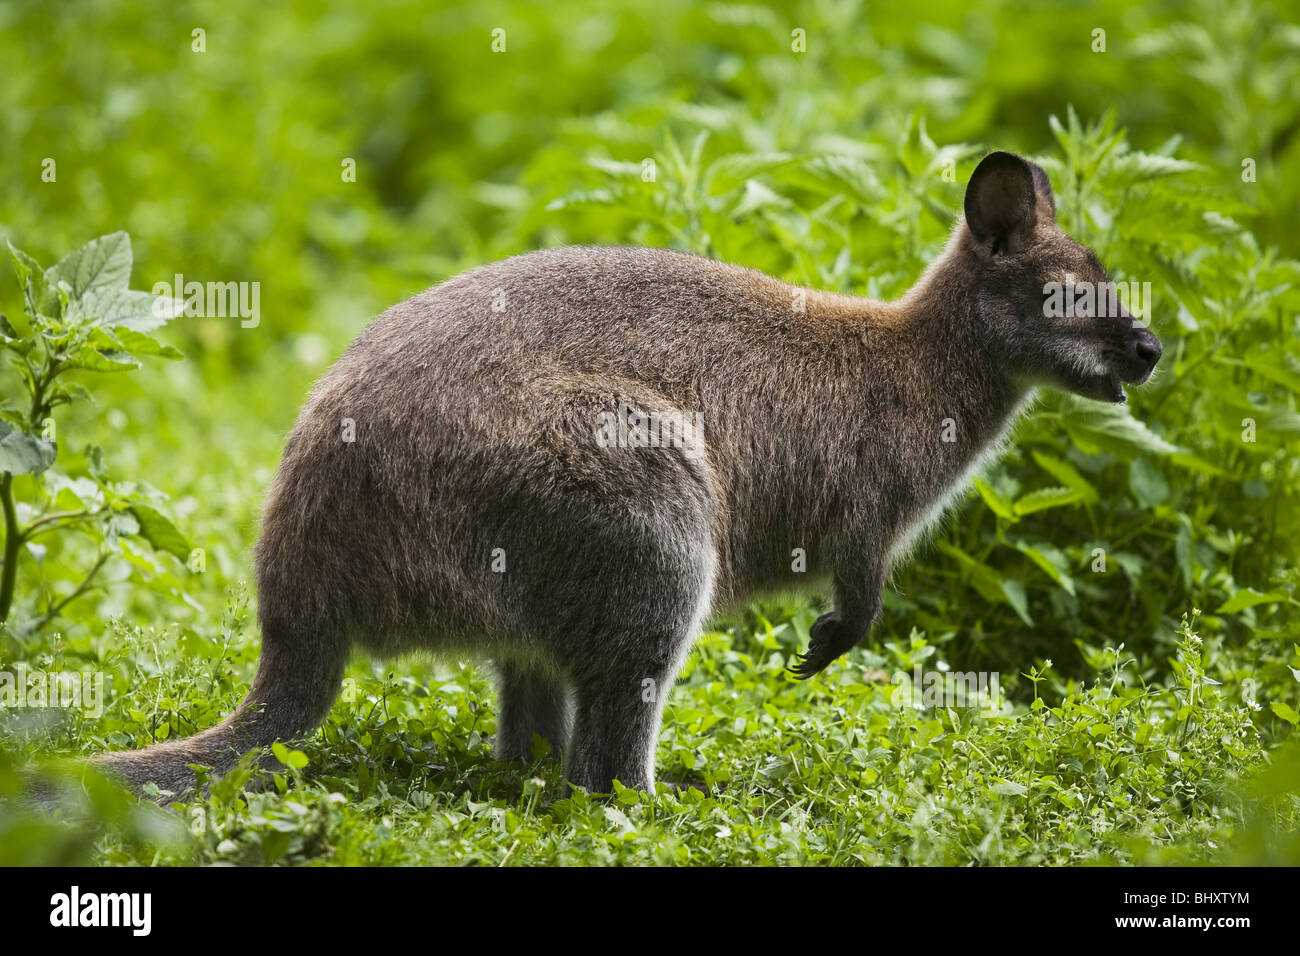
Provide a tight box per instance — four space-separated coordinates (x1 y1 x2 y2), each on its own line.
1027 160 1055 217
964 151 1038 253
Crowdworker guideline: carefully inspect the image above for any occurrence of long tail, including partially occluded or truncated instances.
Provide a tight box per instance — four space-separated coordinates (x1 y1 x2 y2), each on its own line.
90 620 346 801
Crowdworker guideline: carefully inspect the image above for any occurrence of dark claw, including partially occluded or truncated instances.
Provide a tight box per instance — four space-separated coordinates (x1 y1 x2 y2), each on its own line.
787 611 858 680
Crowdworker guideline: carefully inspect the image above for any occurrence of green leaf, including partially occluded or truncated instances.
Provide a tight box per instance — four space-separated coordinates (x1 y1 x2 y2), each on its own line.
973 477 1018 520
271 742 309 769
86 444 107 481
900 109 937 177
1270 702 1300 726
1000 579 1033 625
544 187 625 213
7 240 59 318
130 504 191 560
1014 486 1084 515
1217 352 1300 397
935 540 1007 606
0 420 56 475
1128 457 1170 507
1013 541 1076 596
62 347 140 373
782 155 885 204
1216 588 1288 615
72 287 184 332
106 509 141 544
1104 152 1199 189
85 326 123 350
1057 396 1179 459
1030 450 1098 501
585 157 645 179
0 313 21 344
109 326 183 359
731 179 791 218
705 152 795 194
46 232 132 301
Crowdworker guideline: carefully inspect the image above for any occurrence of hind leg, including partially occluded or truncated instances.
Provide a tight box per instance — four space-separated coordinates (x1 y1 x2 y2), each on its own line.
493 660 571 764
500 528 714 793
481 383 719 792
565 625 698 793
560 533 715 794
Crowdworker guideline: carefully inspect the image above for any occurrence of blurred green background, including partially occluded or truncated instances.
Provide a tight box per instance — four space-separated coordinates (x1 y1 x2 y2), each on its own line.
1 0 1298 865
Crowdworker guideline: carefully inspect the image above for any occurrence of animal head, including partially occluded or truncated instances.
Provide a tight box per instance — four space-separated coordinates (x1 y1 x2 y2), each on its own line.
957 150 1162 403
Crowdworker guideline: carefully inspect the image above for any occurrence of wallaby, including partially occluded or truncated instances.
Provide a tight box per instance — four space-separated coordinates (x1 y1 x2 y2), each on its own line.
91 151 1161 798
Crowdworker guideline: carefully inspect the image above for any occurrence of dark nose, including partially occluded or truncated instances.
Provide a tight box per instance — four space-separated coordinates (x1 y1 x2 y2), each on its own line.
1135 334 1162 366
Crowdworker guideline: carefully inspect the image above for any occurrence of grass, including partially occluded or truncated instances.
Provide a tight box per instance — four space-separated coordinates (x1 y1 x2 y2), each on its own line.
3 602 1294 866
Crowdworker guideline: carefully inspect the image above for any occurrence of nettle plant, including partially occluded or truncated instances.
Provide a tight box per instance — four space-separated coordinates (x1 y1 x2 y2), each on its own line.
0 231 191 635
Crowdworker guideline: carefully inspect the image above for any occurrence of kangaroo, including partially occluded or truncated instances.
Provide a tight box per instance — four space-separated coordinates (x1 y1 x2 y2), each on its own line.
91 151 1161 798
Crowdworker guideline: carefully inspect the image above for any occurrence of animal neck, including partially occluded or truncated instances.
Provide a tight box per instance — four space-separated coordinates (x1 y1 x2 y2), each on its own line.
848 251 1033 513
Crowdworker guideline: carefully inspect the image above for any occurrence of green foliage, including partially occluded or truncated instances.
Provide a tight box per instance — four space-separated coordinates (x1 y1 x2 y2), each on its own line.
19 608 1291 866
0 749 188 866
0 233 190 636
0 0 1297 865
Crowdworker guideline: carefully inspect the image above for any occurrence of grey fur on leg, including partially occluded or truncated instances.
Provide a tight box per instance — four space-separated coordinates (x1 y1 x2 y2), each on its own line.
493 659 572 764
564 619 700 794
566 667 672 794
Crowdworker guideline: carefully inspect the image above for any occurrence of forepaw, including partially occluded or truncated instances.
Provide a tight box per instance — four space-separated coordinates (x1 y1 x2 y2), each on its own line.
788 611 858 680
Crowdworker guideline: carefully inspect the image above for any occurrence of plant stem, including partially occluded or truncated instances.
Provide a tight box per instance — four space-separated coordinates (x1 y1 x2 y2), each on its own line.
22 509 91 537
30 551 108 631
0 473 19 623
1 339 62 627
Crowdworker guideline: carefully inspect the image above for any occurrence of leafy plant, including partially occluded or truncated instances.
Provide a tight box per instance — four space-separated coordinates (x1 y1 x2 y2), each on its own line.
1 232 191 635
